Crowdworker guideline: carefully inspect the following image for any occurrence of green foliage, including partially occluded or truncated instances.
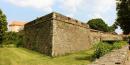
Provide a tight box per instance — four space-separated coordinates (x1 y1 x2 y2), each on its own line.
116 0 130 34
113 41 127 49
0 9 7 44
128 36 130 39
0 48 92 65
2 31 24 47
93 42 113 58
92 41 127 59
108 23 118 32
87 18 116 32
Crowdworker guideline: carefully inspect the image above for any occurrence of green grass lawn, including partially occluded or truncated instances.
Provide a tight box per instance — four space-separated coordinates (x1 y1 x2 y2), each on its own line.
0 48 94 65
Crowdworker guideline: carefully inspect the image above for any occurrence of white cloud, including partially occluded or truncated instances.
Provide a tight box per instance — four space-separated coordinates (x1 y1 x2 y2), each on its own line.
57 0 85 17
85 0 116 25
66 14 74 18
91 0 116 13
61 0 115 13
60 0 84 13
5 0 116 25
93 13 104 19
6 0 116 17
6 0 54 12
115 26 123 34
59 0 116 21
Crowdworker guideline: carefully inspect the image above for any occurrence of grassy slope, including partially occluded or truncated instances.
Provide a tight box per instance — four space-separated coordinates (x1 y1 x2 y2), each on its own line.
0 48 94 65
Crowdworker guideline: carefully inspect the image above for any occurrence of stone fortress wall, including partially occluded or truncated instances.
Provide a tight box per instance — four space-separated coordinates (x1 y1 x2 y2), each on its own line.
24 12 123 56
52 12 91 56
24 13 54 55
90 29 123 44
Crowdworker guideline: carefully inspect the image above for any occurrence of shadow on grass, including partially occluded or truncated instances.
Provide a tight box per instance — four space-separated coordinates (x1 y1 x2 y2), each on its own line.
75 53 95 62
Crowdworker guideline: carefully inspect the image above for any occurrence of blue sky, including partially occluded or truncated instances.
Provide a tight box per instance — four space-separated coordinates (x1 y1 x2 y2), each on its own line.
0 0 122 33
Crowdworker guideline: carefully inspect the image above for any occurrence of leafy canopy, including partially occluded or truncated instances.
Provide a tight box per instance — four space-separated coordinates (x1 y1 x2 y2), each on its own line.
116 0 130 34
87 18 116 32
0 9 7 44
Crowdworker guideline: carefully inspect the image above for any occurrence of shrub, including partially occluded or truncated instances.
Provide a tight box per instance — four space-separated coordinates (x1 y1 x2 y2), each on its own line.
2 31 24 47
93 42 113 59
113 41 127 49
92 41 127 59
15 31 24 47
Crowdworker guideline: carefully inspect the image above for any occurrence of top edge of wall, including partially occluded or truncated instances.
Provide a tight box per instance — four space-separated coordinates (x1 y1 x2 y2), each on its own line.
90 29 118 35
52 12 89 28
24 12 89 29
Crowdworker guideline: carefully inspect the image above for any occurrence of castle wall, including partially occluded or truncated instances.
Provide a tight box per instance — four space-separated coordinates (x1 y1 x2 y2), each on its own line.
90 29 123 44
24 14 53 56
52 13 91 56
101 33 123 41
89 29 101 44
24 12 123 56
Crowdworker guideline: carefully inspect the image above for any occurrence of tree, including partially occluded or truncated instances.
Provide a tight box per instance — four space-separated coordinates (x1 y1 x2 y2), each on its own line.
108 22 118 32
0 9 7 44
87 18 109 32
3 32 24 47
116 0 130 34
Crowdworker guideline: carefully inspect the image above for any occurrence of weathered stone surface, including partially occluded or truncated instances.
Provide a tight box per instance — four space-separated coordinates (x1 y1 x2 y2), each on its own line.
88 46 129 65
126 51 130 65
90 29 123 44
24 12 123 56
52 19 91 56
24 13 53 56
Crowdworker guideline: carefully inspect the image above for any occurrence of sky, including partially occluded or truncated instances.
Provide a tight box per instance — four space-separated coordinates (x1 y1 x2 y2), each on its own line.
0 0 122 33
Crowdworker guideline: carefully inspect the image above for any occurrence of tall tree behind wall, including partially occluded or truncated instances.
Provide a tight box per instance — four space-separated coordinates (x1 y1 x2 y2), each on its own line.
116 0 130 34
87 18 117 32
0 9 7 44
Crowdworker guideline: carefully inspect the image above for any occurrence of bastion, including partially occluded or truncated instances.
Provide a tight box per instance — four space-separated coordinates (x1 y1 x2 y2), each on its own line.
24 12 91 56
24 12 123 56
